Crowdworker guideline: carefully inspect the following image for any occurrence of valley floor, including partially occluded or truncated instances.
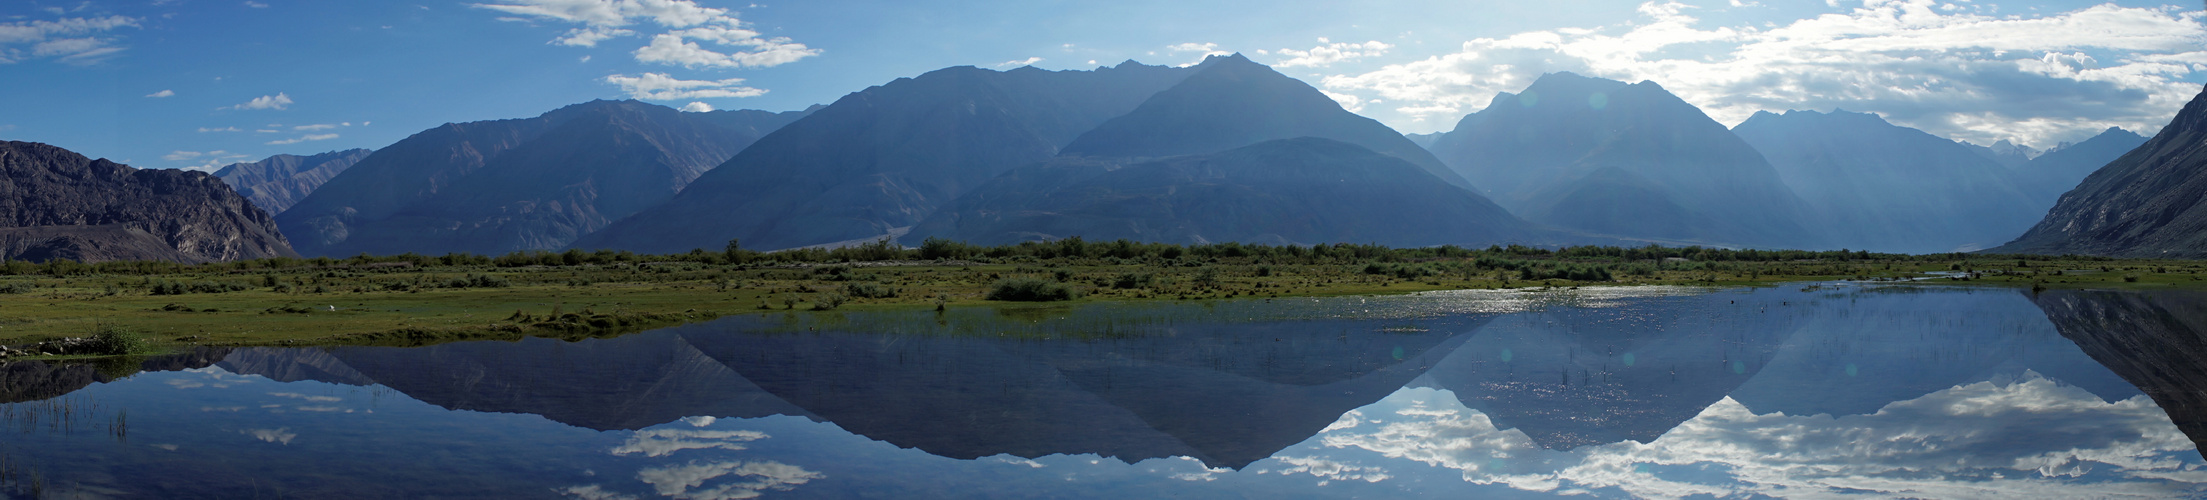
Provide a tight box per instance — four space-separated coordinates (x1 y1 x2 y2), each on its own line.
2 251 2204 357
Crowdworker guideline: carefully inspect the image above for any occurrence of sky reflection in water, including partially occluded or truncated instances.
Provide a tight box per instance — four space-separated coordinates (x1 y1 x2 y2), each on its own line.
2 284 2203 499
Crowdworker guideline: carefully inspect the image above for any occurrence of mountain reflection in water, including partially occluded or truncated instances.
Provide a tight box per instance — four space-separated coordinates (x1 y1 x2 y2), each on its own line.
3 285 2206 498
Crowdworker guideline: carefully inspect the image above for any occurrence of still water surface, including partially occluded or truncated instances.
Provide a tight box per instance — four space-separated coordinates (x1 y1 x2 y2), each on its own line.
5 284 2207 499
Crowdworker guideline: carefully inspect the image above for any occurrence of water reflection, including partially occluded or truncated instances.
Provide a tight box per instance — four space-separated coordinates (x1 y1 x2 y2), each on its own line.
1 286 2204 498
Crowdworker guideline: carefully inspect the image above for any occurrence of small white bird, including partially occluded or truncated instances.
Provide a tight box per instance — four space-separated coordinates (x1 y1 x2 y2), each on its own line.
327 305 337 312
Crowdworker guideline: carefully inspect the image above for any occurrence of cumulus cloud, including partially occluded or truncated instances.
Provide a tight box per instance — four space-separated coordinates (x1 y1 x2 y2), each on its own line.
996 56 1044 68
604 72 765 100
226 93 294 111
145 89 174 98
241 428 298 445
166 149 251 171
611 429 768 458
0 15 140 65
1322 1 2207 147
266 133 338 145
679 101 713 112
635 460 822 500
474 0 818 69
1167 42 1232 66
1317 378 2202 498
1274 38 1393 68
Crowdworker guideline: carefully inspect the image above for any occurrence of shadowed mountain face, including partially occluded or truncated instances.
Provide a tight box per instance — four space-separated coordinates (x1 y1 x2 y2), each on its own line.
1 348 234 404
209 303 1488 469
212 149 373 215
909 138 1529 246
2009 127 2148 212
2030 289 2207 451
575 62 1199 253
1994 84 2207 258
1420 290 1804 450
1059 54 1472 190
0 141 295 263
274 100 808 256
1425 73 1816 248
1733 110 2038 253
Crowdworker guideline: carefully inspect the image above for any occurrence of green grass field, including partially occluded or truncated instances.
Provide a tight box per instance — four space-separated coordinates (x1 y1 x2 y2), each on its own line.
2 243 2203 356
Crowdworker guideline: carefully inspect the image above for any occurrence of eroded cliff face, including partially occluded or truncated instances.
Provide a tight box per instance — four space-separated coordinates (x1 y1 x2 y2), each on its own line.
0 141 296 263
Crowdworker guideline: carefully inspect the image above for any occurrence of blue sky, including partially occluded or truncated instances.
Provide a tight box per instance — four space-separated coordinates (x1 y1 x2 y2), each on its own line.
2 0 2203 172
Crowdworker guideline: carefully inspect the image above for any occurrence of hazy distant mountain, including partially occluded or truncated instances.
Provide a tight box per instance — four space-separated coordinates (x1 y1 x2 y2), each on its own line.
1058 54 1473 189
213 149 372 215
575 61 1200 253
1426 72 1817 248
1993 84 2207 258
1960 139 2038 169
1404 132 1442 150
2010 128 2148 209
276 100 809 256
1733 109 2038 253
911 137 1529 246
0 141 295 263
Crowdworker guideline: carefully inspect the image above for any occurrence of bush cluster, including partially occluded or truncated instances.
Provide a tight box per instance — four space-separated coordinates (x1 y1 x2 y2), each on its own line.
987 277 1079 302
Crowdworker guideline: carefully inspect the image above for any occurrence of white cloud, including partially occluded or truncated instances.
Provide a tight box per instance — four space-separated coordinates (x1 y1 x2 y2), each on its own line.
556 26 635 47
1166 42 1232 67
474 0 818 68
996 56 1043 68
1274 38 1393 68
1322 1 2207 147
1321 89 1367 113
196 126 240 132
0 15 139 65
266 133 338 145
632 31 818 69
604 72 765 100
241 428 298 445
165 149 251 171
226 93 294 111
244 1 269 7
678 101 712 112
163 150 205 161
1318 378 2203 499
612 428 766 457
145 89 174 98
292 122 349 131
634 460 821 500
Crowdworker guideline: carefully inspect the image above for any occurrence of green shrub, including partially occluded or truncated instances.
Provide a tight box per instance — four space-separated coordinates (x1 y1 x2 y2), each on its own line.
88 324 148 356
1111 272 1153 289
843 282 899 298
987 277 1079 302
812 293 849 310
0 282 29 294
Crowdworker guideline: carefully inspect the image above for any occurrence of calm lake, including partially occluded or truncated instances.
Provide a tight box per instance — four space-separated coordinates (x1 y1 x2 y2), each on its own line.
5 284 2207 499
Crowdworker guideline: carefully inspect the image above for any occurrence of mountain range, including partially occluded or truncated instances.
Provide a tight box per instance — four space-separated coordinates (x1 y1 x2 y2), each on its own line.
1731 109 2039 253
0 58 2191 261
275 100 811 256
1423 72 1819 248
213 149 373 215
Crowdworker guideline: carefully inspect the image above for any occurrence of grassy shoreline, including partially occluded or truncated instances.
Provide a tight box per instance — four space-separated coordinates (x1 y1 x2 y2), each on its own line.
2 243 2203 356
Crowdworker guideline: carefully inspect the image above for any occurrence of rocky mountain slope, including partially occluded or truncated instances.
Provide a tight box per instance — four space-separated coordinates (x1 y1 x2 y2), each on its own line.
574 61 1200 253
0 141 295 262
911 137 1529 246
1992 84 2207 257
213 148 372 215
1424 72 1818 248
275 100 809 256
